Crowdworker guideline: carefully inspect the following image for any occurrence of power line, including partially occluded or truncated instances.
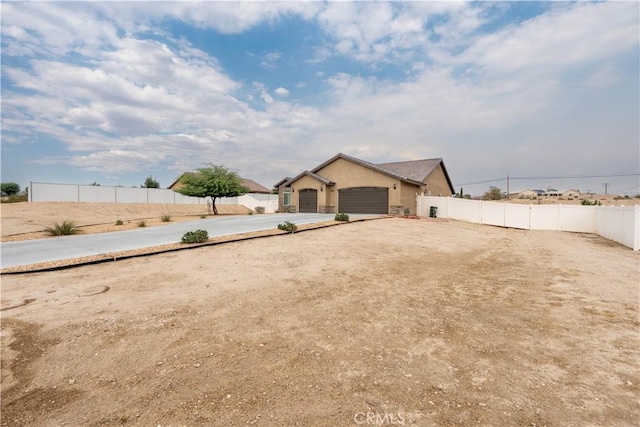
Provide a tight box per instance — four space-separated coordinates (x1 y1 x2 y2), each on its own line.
612 184 640 193
455 173 639 187
509 173 638 180
453 177 505 186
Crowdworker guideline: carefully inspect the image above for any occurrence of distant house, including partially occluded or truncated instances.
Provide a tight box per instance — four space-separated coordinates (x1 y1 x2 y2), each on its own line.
168 172 271 194
562 189 580 199
542 188 562 197
515 189 542 199
275 152 454 215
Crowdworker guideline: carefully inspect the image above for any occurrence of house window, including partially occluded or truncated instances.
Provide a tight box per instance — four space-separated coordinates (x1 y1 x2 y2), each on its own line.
283 191 291 206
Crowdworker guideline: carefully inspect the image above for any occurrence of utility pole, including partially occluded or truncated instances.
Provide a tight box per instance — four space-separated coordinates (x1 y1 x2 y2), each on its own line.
506 174 510 200
603 183 610 195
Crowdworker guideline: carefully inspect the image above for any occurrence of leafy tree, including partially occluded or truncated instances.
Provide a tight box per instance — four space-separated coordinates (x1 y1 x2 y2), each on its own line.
482 186 503 201
142 175 160 188
174 165 249 215
1 182 20 196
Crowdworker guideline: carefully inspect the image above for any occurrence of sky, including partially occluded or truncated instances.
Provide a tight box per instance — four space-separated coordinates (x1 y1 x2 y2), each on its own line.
1 0 639 196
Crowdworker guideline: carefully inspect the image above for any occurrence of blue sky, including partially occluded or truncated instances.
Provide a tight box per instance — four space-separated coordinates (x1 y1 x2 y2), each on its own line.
2 1 639 196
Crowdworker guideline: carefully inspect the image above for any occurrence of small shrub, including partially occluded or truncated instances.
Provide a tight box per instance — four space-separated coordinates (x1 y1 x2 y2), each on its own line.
334 213 350 222
115 219 124 226
45 220 80 236
181 229 209 244
1 193 28 203
161 214 172 222
254 206 265 214
137 220 147 227
581 199 601 206
277 221 298 233
200 215 207 219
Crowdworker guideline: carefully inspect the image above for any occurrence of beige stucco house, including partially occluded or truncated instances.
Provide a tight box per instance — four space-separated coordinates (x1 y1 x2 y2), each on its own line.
562 189 580 199
276 153 454 214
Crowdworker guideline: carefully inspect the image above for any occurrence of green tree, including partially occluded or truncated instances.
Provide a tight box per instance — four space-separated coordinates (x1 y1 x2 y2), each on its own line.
142 175 160 188
482 186 503 201
1 182 20 196
174 165 249 215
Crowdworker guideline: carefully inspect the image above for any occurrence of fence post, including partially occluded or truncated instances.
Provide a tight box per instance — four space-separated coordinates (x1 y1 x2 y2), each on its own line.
77 185 80 202
634 205 640 251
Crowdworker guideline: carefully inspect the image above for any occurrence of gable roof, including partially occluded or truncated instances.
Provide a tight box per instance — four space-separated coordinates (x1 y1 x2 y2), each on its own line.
283 152 454 194
309 152 425 186
241 178 272 194
168 172 271 193
377 158 454 193
284 170 335 187
273 177 292 188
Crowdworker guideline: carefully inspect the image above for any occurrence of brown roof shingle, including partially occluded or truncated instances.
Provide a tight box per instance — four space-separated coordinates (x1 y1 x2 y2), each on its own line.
168 172 271 193
376 159 442 183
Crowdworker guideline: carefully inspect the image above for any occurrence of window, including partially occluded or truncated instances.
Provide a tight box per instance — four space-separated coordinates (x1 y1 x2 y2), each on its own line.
283 191 291 206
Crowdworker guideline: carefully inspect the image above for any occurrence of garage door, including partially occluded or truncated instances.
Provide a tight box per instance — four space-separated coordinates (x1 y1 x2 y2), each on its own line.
338 187 388 214
298 189 317 213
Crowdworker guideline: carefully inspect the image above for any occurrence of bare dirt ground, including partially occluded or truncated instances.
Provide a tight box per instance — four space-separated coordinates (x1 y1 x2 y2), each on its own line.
0 202 251 241
1 214 638 426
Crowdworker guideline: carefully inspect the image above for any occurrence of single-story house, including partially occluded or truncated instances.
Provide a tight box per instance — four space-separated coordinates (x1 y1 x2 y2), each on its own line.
514 189 544 199
169 172 271 194
275 152 454 215
562 189 580 198
541 188 562 197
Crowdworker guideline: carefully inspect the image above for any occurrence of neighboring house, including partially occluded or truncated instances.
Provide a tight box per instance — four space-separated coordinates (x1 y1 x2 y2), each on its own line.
275 152 454 215
562 189 580 199
542 188 562 197
168 172 271 194
514 189 541 199
538 188 580 198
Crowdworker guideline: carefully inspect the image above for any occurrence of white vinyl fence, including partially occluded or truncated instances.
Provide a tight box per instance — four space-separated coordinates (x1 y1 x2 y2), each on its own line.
217 193 279 213
417 196 640 251
28 182 279 213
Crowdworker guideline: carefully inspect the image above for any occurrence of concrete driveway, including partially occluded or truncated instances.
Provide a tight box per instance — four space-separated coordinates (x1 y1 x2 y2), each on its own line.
1 213 374 269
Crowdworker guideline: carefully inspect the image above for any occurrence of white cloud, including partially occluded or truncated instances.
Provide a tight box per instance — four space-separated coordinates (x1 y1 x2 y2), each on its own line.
455 1 638 76
1 2 120 56
313 1 492 65
260 51 282 69
1 1 637 191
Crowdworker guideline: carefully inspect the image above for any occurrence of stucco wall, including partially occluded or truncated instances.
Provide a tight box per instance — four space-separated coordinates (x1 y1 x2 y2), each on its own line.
399 182 420 214
284 157 452 214
316 158 402 207
290 175 330 212
423 164 453 197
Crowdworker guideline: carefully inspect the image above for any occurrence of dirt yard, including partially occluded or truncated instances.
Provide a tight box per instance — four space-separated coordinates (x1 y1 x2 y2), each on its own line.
1 211 639 426
0 202 250 241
